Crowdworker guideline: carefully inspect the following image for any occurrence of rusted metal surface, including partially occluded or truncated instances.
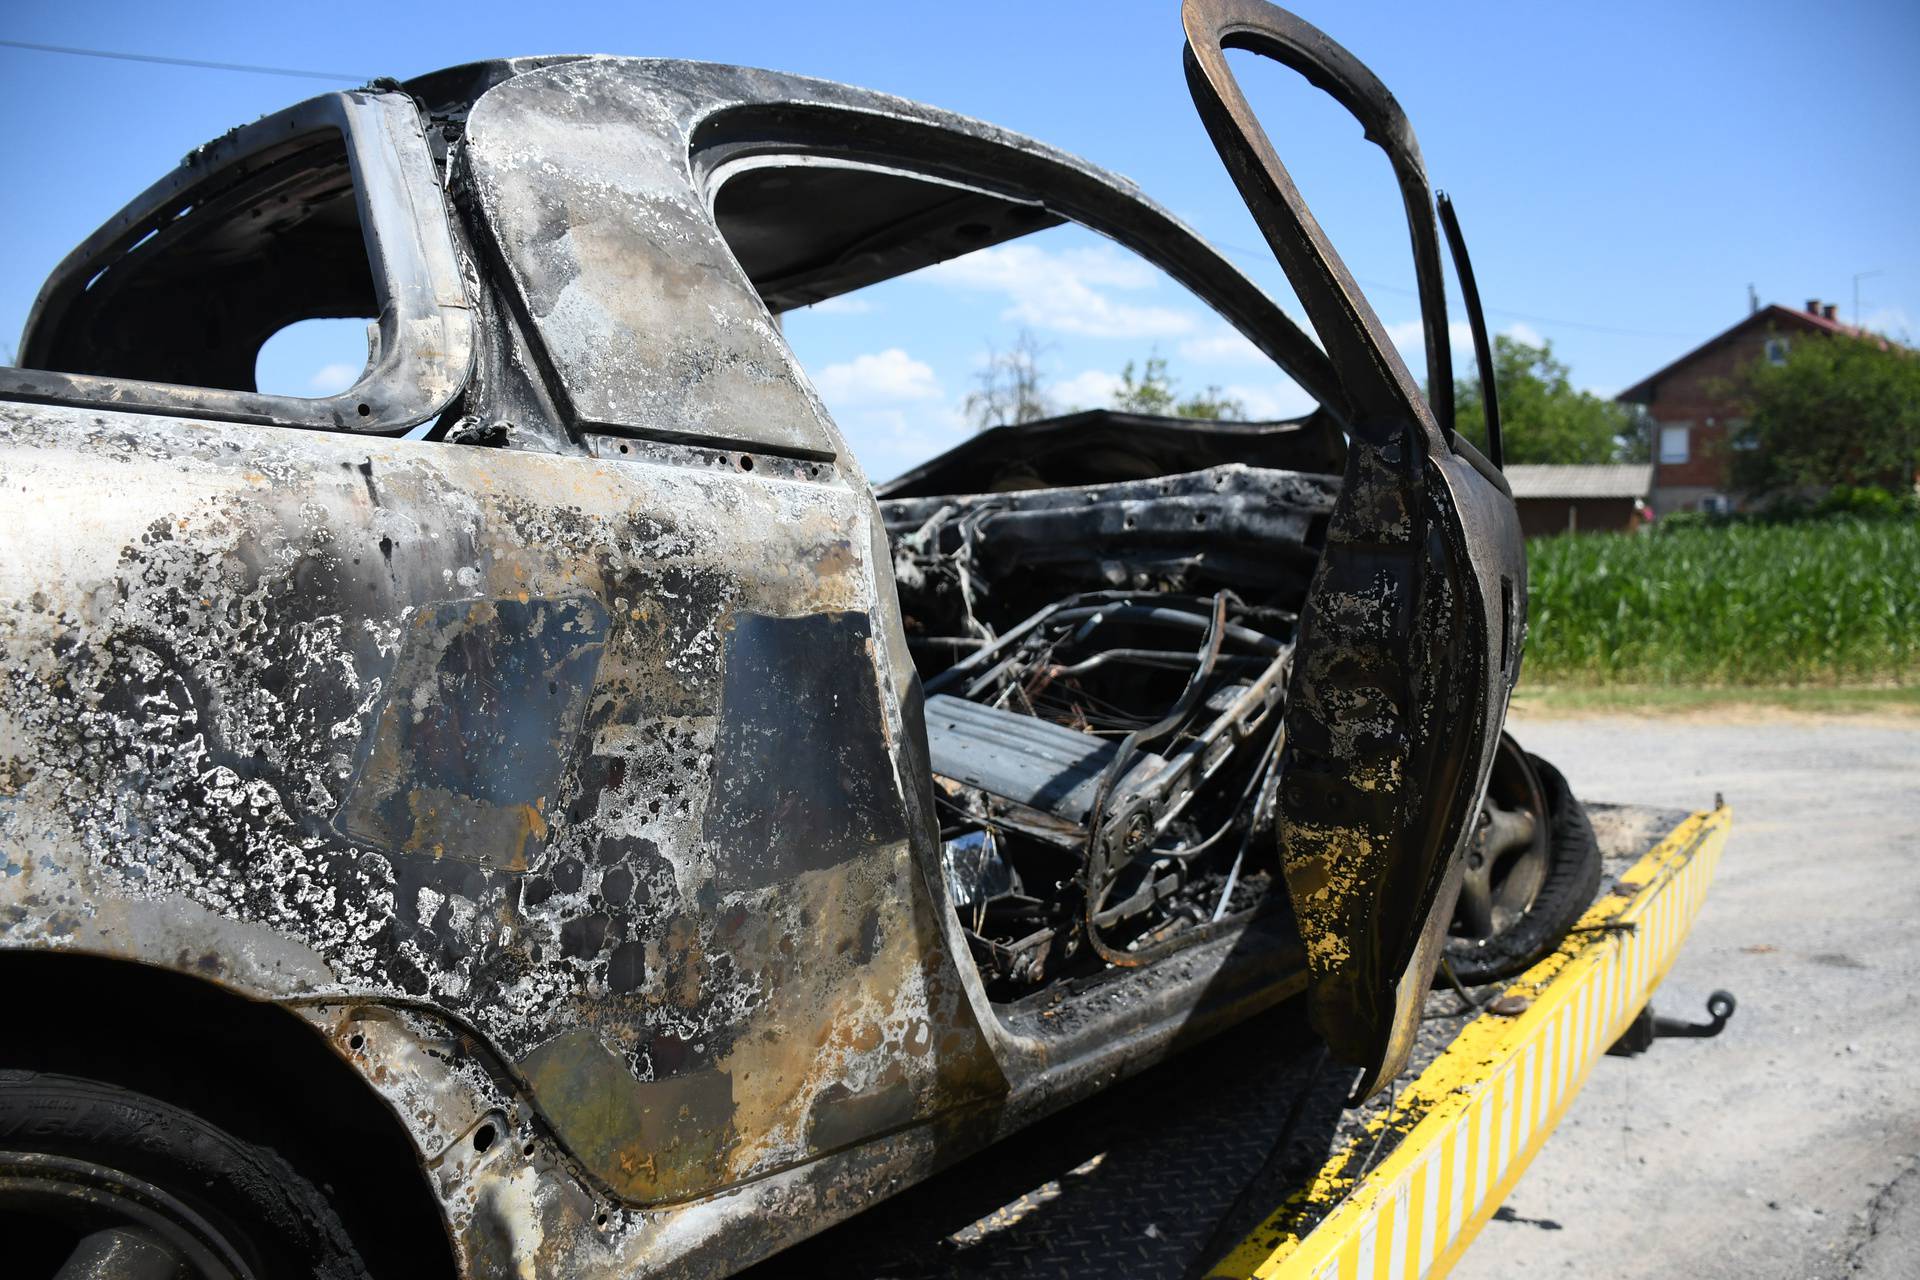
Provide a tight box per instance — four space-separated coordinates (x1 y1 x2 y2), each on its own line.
0 399 1005 1272
0 7 1529 1275
338 595 609 872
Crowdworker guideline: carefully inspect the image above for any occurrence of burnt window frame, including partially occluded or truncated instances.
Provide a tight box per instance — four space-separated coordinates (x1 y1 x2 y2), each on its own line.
688 103 1348 421
1 91 473 435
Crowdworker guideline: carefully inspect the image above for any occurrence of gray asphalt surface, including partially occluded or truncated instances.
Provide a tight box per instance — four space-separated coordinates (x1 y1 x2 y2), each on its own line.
1453 713 1920 1280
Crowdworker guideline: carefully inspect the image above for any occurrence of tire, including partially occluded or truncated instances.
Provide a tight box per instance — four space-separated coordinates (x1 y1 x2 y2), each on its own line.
0 1071 370 1280
1443 749 1602 985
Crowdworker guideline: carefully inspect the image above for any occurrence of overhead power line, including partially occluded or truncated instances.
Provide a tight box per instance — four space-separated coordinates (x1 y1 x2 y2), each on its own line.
0 38 369 83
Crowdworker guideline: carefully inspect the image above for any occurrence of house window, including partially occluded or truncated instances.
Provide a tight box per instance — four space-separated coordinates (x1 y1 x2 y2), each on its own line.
1659 424 1690 464
1764 337 1789 365
1729 417 1759 451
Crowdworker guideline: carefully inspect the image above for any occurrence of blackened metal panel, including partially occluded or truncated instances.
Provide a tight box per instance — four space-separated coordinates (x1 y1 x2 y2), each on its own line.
0 402 1005 1218
1181 0 1528 1099
702 611 909 889
3 92 473 435
874 410 1346 499
462 55 1345 454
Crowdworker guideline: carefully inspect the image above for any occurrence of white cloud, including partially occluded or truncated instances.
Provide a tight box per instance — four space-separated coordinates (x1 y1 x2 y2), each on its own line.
1054 368 1123 411
833 402 972 485
808 349 965 481
309 362 362 394
1223 379 1317 420
803 294 876 315
812 348 942 406
1177 326 1270 367
1382 319 1483 387
1503 321 1544 347
1389 318 1544 355
925 242 1199 340
1384 318 1475 355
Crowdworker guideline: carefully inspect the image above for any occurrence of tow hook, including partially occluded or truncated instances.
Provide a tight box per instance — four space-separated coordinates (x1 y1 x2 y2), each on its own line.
1607 990 1737 1057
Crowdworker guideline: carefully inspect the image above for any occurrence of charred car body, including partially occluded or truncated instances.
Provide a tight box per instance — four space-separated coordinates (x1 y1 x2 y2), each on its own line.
0 3 1585 1276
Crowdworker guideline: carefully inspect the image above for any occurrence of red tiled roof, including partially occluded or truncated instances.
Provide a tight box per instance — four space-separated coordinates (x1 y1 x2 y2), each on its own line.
1615 304 1891 404
1792 306 1875 339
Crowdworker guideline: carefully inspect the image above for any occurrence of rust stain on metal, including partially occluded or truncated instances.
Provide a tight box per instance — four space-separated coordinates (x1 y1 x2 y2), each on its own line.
339 595 608 872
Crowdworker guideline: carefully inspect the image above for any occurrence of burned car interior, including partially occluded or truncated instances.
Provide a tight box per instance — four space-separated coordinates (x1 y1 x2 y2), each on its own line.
881 436 1341 1000
706 144 1365 1008
23 127 376 393
712 160 1064 312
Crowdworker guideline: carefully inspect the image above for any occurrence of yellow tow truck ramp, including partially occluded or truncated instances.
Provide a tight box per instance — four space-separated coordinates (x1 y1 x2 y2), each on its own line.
1214 803 1731 1279
743 801 1731 1280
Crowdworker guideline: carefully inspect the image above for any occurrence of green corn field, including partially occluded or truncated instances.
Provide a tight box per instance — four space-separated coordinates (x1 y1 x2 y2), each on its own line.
1521 517 1919 686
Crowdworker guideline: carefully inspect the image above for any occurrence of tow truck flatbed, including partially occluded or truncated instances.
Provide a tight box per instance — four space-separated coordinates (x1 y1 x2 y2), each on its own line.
740 800 1731 1280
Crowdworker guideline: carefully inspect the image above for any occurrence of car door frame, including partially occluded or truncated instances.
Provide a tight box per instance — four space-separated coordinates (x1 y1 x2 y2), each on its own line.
1181 0 1529 1099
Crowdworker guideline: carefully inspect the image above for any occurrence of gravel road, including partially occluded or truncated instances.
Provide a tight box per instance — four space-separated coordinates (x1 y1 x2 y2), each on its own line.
1453 713 1920 1280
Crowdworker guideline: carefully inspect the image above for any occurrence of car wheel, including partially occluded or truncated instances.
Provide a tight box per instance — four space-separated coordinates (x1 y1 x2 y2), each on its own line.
1443 739 1602 985
0 1071 371 1280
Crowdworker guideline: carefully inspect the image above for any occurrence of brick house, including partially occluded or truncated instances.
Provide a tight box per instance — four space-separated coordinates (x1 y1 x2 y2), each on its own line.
1616 299 1873 515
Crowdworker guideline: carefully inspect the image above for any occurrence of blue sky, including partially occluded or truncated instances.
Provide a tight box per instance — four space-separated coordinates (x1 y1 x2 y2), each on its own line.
5 1 1916 480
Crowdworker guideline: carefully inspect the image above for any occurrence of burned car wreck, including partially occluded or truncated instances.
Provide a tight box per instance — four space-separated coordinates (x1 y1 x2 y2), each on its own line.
0 3 1590 1276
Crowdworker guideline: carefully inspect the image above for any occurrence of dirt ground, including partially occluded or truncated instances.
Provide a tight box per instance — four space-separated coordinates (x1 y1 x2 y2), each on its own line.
1452 713 1920 1280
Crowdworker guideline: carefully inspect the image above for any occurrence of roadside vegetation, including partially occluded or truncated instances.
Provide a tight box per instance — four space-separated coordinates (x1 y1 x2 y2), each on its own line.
964 330 1250 427
1518 329 1918 701
1730 332 1920 498
1451 334 1644 464
1523 492 1919 688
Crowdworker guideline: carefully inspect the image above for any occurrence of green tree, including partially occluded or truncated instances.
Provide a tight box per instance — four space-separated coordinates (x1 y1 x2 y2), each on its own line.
1451 335 1639 464
1729 333 1920 498
1111 354 1248 419
965 329 1054 429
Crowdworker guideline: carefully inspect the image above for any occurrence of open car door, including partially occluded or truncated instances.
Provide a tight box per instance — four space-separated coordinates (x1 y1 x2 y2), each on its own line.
1181 0 1527 1100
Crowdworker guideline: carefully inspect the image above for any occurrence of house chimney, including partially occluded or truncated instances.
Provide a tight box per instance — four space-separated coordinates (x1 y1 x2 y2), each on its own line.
1823 303 1837 321
1806 298 1821 316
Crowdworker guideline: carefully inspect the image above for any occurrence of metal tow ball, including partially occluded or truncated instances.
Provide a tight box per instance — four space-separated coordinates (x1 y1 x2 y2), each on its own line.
1606 990 1738 1057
